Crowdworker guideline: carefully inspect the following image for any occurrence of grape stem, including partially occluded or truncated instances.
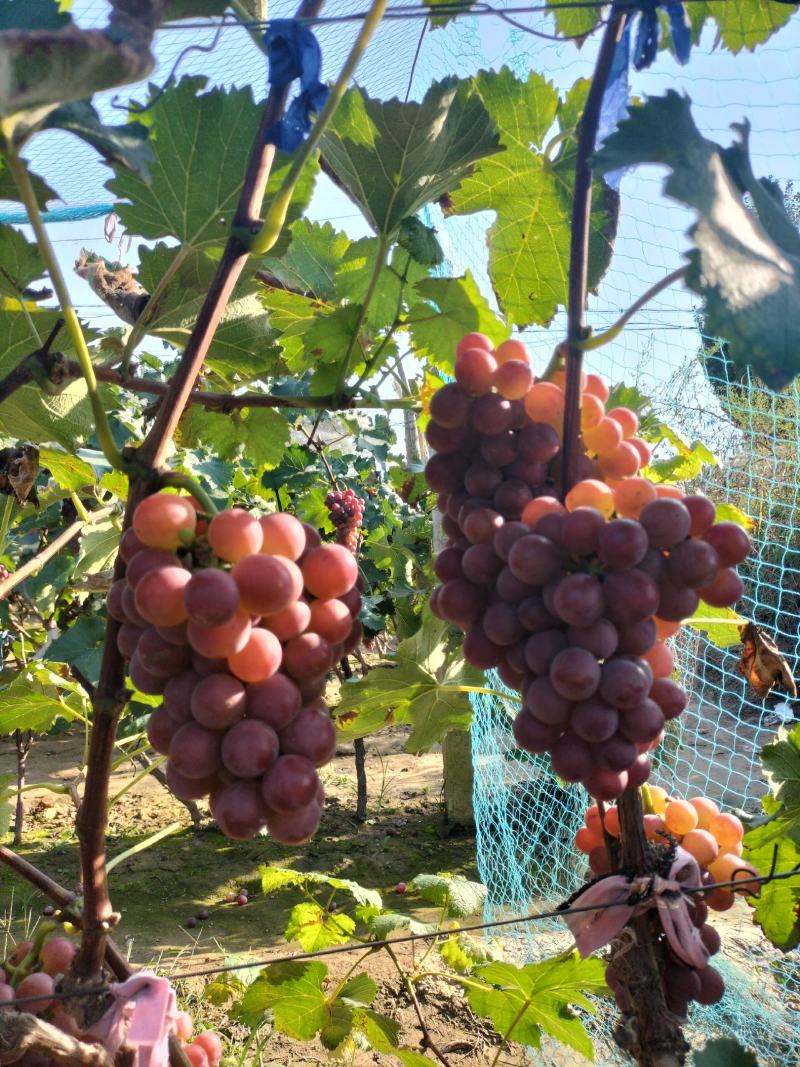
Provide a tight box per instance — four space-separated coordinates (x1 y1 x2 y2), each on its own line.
332 232 391 398
160 471 219 515
2 147 128 474
572 268 688 352
0 495 15 556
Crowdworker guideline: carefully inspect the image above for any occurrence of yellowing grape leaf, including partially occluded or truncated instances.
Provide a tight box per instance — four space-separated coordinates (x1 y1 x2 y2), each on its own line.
284 902 355 952
234 961 328 1038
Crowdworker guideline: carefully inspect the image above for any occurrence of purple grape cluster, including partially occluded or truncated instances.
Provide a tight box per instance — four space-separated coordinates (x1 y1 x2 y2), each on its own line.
325 488 365 554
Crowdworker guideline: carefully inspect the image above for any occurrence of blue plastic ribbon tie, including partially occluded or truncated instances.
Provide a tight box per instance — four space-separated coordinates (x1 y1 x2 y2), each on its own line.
263 19 329 152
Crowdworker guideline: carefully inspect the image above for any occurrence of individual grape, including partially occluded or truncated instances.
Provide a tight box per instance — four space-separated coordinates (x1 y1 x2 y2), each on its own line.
126 548 180 589
130 654 166 696
597 519 648 570
580 392 605 430
208 508 263 562
261 754 319 813
552 573 604 627
340 585 362 618
427 419 468 455
637 548 666 584
656 580 700 622
493 521 529 563
191 674 247 730
641 640 673 679
480 430 518 466
193 1033 224 1067
117 623 144 659
493 480 534 519
682 495 716 536
263 600 311 641
188 612 252 659
512 709 561 753
568 619 619 659
598 657 651 710
598 441 640 479
228 628 282 683
647 785 669 814
564 479 614 518
533 511 566 544
664 963 701 1005
628 753 652 788
497 660 526 690
584 805 603 837
165 762 217 801
259 513 306 560
649 678 687 721
15 972 54 1014
612 477 657 519
689 796 720 829
615 618 656 656
639 498 692 549
630 438 653 467
301 544 358 599
584 373 610 403
520 497 566 528
280 707 337 766
617 698 664 743
493 337 528 364
221 719 279 778
246 673 301 732
463 626 503 669
524 382 564 429
464 460 503 498
429 382 470 427
518 422 560 463
698 567 743 608
455 347 497 394
121 585 147 626
157 620 189 646
682 829 719 866
644 813 667 841
695 966 725 1005
606 406 639 439
8 940 33 965
603 805 621 836
184 569 240 627
518 596 557 633
704 522 750 566
570 698 619 742
463 507 503 545
282 633 333 679
438 579 485 626
588 845 612 876
561 507 605 555
210 781 267 840
107 579 128 622
550 648 601 701
183 1046 210 1067
602 570 659 624
483 602 524 646
654 616 680 640
133 493 197 550
550 733 593 782
146 705 177 755
494 568 528 605
583 417 622 455
137 627 191 677
506 459 548 489
434 547 464 583
708 812 744 851
700 924 721 956
494 359 533 399
120 527 146 562
508 534 560 585
265 800 323 845
524 629 568 675
525 676 572 727
39 936 76 977
470 393 514 435
585 766 629 801
575 826 602 853
231 554 303 617
666 538 720 589
655 484 684 500
135 566 192 627
705 886 735 912
308 599 353 645
461 545 503 586
664 798 699 835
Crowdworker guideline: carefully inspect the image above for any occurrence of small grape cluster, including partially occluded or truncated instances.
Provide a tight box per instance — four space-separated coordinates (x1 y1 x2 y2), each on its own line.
426 333 749 800
107 493 363 843
325 488 365 553
0 564 8 582
577 791 759 1018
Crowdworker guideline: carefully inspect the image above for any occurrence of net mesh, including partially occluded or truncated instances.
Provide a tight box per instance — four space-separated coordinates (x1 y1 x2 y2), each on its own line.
8 2 800 1062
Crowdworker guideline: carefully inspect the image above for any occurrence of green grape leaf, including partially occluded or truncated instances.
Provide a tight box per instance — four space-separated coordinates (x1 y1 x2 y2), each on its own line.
258 220 350 302
396 216 444 266
688 1 794 52
544 1 601 40
449 69 617 327
258 865 383 909
46 616 106 686
594 92 800 390
357 1008 402 1051
234 961 329 1038
684 602 745 649
0 669 77 734
319 78 501 237
0 226 44 298
760 723 800 809
693 1038 760 1067
319 1001 355 1051
74 519 119 578
339 973 378 1007
407 273 509 371
410 873 487 918
39 447 96 493
284 902 356 952
258 286 330 367
743 829 800 950
260 866 305 894
41 100 152 176
0 162 56 209
715 502 755 532
465 954 605 1059
178 406 290 470
646 423 718 483
109 78 316 252
137 244 279 385
334 242 427 332
439 932 503 974
0 0 71 30
368 912 436 940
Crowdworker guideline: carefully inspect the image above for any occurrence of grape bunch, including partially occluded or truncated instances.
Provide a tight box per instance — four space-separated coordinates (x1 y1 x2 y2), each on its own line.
325 488 365 553
576 791 759 1018
0 563 8 582
425 333 749 801
107 493 363 843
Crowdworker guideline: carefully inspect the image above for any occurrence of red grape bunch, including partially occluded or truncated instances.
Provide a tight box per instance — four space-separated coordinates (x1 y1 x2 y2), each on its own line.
107 494 364 843
577 792 759 1018
425 332 749 801
325 487 365 553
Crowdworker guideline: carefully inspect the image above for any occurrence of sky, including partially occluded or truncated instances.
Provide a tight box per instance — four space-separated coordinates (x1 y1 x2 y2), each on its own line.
8 1 800 444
